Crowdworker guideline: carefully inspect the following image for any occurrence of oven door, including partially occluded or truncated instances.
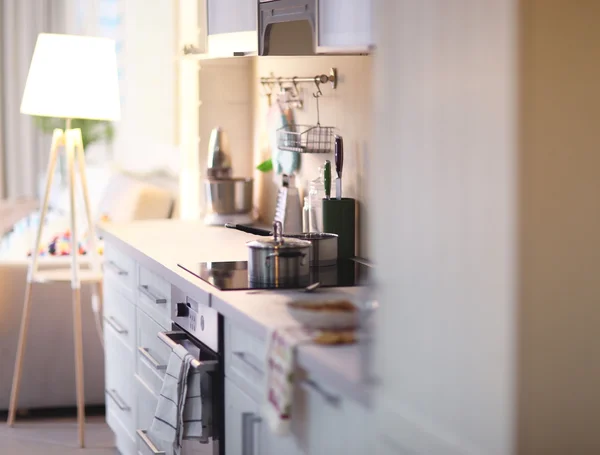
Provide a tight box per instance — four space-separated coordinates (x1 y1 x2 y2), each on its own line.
136 328 223 455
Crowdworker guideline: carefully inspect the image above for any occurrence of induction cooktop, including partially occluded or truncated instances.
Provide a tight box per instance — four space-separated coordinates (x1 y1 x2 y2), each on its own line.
178 258 372 291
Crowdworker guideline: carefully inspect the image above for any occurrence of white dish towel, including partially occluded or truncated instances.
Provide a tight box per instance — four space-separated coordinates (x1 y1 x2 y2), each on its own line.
148 344 212 455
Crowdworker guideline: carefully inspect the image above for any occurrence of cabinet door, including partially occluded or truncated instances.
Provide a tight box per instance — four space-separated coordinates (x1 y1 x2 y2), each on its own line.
206 0 257 56
207 0 256 35
295 378 370 455
225 377 261 455
316 0 373 53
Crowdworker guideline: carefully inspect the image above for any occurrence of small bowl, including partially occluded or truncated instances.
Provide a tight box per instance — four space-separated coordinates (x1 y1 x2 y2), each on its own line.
287 298 376 330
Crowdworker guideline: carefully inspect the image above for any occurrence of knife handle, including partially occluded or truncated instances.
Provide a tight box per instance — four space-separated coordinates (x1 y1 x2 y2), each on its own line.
324 160 332 200
334 135 343 178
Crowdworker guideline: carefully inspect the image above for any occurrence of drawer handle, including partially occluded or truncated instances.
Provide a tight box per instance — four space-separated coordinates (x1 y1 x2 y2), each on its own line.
106 388 130 411
138 347 167 371
300 378 341 407
242 412 262 455
137 429 165 454
233 351 264 375
138 285 167 304
105 260 128 276
103 316 127 334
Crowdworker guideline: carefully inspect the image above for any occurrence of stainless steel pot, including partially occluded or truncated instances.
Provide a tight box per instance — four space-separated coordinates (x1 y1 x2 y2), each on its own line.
226 224 337 266
205 178 253 214
246 221 311 287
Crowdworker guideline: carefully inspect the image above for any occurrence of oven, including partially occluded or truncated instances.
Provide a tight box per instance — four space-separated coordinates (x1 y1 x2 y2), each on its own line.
137 285 224 455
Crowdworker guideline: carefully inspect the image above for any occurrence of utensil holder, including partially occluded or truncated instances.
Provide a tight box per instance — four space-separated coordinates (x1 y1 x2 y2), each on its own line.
322 198 356 259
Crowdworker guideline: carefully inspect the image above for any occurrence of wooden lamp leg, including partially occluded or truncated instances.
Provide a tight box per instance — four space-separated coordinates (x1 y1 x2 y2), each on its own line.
7 129 63 426
66 127 86 448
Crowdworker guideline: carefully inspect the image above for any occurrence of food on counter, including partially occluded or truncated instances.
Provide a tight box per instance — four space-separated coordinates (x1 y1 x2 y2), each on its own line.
287 299 359 330
313 330 356 345
288 299 357 312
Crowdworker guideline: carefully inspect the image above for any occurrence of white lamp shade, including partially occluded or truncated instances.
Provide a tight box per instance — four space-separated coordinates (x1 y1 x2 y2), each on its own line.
20 33 120 121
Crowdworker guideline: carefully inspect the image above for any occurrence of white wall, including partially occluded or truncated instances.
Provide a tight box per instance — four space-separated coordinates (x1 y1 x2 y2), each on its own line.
253 56 372 255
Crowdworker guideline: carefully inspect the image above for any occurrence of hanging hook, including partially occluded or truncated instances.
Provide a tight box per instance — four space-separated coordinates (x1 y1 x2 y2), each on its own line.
289 77 303 109
313 77 323 98
261 80 274 107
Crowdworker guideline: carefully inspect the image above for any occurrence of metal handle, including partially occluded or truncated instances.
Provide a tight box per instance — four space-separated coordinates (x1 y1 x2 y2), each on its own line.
138 285 167 304
137 430 166 454
106 389 130 411
233 351 264 375
157 331 218 371
225 223 272 236
105 260 128 276
242 412 262 455
300 378 341 406
273 220 283 243
138 347 167 371
103 316 127 334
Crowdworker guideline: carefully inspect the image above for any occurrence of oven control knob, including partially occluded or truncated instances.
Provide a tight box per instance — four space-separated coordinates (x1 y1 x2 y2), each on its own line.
176 302 189 317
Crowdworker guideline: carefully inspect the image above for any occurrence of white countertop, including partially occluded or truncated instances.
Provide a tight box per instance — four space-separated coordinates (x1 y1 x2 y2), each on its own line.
99 220 372 406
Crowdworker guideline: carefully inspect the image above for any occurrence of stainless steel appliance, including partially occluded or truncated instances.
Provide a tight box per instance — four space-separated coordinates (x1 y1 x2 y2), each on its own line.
204 127 255 226
162 285 223 455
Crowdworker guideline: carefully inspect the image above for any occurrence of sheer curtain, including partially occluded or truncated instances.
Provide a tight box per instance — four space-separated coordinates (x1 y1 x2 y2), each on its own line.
0 0 66 199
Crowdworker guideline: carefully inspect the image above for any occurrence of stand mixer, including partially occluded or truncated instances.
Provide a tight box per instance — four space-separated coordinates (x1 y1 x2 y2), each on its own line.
203 127 255 225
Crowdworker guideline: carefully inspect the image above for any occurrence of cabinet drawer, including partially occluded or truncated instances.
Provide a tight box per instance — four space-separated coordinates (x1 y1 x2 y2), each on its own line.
137 265 171 328
135 374 159 435
224 319 266 401
103 278 136 352
294 377 370 455
107 407 136 455
105 324 135 437
136 307 171 392
104 243 136 297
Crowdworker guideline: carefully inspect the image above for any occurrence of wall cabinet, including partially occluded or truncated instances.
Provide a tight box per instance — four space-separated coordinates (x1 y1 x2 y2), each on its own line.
181 0 373 59
180 0 257 58
316 0 373 53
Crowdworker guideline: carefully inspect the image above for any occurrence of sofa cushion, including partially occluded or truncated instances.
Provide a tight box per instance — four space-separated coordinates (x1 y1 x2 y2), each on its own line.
97 173 174 222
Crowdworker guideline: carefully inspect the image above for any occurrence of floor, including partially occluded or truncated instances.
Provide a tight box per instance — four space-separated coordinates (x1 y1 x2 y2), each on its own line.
0 416 116 454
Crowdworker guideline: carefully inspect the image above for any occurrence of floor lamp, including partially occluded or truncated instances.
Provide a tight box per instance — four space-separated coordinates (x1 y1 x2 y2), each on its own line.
6 33 120 448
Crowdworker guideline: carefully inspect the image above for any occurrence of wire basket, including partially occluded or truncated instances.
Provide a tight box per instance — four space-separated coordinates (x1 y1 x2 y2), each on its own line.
277 124 336 154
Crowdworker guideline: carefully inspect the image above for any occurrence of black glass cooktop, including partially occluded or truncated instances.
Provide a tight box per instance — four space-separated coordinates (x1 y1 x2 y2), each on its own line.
178 258 372 291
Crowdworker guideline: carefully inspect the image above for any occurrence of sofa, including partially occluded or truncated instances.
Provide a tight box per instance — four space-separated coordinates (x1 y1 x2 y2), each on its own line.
0 168 177 411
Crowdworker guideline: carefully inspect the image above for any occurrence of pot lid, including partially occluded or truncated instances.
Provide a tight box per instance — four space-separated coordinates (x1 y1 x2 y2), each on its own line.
246 221 311 250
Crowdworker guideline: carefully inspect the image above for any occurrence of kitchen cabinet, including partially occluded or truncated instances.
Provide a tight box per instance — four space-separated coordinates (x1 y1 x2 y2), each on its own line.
180 0 257 58
316 0 373 53
258 0 373 55
226 377 302 455
293 378 371 454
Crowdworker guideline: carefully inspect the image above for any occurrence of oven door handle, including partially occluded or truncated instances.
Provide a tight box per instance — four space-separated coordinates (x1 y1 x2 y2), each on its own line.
137 430 166 454
157 331 218 372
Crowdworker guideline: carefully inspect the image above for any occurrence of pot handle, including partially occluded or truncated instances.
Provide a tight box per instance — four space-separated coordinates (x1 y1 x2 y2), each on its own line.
273 220 284 243
265 251 307 267
225 223 272 236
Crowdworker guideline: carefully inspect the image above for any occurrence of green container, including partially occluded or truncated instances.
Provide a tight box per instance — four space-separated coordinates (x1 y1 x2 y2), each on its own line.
322 197 356 259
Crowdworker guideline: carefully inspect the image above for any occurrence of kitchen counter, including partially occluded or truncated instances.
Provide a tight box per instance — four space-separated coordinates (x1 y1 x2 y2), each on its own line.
99 220 372 406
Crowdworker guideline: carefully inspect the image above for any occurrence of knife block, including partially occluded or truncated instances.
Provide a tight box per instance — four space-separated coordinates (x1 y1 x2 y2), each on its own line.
322 198 356 259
